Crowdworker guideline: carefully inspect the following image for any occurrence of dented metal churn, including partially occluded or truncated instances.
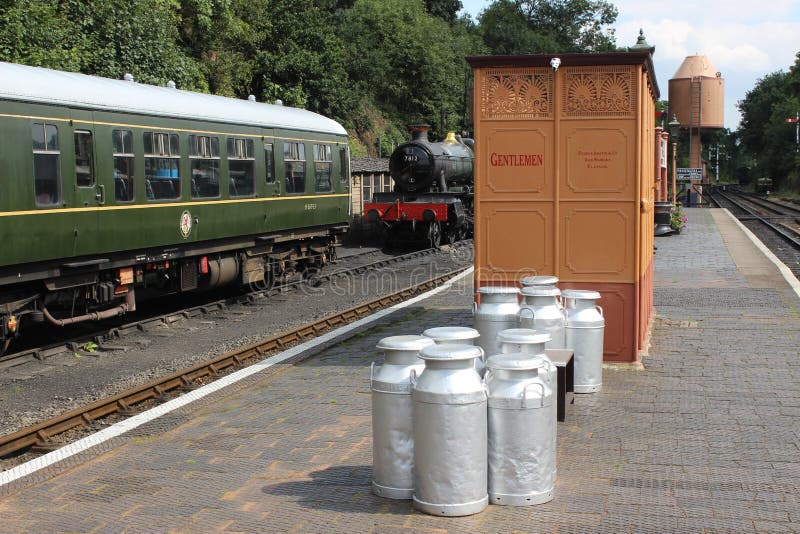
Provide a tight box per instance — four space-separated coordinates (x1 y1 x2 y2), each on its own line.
412 344 488 516
519 287 566 349
562 289 605 393
473 286 520 361
485 352 555 505
496 328 558 481
370 335 435 499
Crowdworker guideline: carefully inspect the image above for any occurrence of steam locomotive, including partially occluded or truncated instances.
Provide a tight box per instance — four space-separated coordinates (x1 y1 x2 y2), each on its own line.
364 125 474 248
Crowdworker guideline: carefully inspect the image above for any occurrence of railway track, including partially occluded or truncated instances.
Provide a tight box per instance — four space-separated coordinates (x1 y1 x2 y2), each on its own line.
0 242 471 370
707 189 800 278
0 264 470 461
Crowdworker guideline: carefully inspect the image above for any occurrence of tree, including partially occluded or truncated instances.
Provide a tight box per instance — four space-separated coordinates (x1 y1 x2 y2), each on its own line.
424 0 463 24
478 0 618 55
0 0 206 90
737 64 800 189
340 0 482 147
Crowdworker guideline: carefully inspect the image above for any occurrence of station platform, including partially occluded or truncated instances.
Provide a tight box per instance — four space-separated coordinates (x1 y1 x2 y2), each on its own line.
1 208 799 532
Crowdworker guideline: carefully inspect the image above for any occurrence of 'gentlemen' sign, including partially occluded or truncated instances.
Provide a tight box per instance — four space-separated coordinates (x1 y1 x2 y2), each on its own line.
490 153 544 166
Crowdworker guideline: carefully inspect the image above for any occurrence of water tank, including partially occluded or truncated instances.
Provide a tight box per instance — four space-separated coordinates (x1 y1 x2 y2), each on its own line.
668 55 724 129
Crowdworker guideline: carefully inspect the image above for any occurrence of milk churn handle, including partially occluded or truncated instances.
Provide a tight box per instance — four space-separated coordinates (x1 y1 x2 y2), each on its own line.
519 308 535 320
596 305 604 317
409 368 418 387
472 301 478 316
521 381 545 409
369 361 376 389
477 346 485 361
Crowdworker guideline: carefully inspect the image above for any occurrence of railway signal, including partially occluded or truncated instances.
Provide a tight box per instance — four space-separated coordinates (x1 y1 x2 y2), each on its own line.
786 112 799 152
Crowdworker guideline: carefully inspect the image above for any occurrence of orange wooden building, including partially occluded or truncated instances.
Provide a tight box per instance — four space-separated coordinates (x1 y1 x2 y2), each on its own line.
466 51 659 363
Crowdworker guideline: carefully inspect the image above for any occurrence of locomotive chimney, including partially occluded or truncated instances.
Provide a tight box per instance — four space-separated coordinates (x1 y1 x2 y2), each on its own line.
408 124 430 141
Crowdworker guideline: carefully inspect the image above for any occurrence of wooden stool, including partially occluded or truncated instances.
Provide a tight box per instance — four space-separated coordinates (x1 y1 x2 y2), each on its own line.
545 349 574 422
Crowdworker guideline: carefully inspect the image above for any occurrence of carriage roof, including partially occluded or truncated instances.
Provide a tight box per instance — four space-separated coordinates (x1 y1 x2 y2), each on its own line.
0 62 347 136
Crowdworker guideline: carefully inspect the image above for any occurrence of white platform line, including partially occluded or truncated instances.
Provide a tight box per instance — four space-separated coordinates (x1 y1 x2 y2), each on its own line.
0 267 474 487
721 208 800 299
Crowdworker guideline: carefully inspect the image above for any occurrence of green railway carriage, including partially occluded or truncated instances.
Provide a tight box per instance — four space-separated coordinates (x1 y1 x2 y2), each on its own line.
0 62 350 350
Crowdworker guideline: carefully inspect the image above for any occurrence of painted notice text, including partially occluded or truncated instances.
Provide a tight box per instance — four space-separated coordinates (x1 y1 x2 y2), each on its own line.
490 153 544 167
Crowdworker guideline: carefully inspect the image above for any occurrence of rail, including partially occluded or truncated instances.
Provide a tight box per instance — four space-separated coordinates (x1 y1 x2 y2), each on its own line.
0 265 469 458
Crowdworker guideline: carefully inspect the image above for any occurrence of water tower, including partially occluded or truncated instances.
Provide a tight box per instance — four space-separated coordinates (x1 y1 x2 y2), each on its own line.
668 55 724 180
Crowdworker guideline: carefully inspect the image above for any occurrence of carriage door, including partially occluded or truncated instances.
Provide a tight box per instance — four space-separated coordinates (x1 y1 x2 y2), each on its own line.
73 128 101 208
69 112 101 255
263 134 280 197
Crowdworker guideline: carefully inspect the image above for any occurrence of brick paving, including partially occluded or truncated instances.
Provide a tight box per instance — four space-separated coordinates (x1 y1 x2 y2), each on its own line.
0 208 799 532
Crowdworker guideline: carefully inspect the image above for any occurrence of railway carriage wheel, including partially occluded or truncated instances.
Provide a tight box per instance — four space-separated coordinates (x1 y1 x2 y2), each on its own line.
428 221 442 248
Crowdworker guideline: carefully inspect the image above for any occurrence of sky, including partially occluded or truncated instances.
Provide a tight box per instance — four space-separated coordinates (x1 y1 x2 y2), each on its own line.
459 0 800 130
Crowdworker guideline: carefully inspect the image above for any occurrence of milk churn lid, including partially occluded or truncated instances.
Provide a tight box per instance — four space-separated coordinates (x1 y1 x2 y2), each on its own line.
486 352 546 370
561 289 601 300
520 275 559 287
420 344 483 361
496 328 551 345
422 326 480 342
520 286 561 297
477 285 519 295
376 335 435 352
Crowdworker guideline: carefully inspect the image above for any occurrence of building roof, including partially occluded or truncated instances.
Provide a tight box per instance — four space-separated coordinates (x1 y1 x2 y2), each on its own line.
466 50 660 99
351 157 390 174
671 55 721 80
0 62 347 136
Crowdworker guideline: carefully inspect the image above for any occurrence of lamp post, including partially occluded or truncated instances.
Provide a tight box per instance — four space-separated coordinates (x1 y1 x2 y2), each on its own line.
668 115 681 206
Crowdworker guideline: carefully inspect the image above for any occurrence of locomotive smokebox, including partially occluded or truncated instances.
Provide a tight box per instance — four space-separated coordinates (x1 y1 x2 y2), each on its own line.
389 125 474 194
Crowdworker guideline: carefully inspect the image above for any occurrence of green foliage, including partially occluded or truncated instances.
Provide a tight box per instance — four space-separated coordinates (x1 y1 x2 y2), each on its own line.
0 0 207 89
737 52 800 190
1 0 634 156
424 0 463 24
670 203 685 231
341 0 482 138
479 0 618 55
0 0 88 71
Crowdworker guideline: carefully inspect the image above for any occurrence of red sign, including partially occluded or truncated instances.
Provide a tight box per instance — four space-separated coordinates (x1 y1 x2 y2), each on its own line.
490 153 544 167
786 118 798 123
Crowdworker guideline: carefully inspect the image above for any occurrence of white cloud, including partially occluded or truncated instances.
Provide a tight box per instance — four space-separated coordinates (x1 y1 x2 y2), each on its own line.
459 0 800 128
616 9 800 128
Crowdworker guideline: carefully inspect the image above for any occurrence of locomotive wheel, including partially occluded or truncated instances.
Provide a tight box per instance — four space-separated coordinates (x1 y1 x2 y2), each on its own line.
428 222 442 248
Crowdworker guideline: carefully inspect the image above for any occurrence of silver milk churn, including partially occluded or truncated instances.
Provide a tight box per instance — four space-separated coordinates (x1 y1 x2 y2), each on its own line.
412 344 488 516
370 335 435 499
520 275 559 291
473 286 520 360
422 326 484 375
519 287 566 349
485 353 555 505
562 289 605 393
496 328 558 481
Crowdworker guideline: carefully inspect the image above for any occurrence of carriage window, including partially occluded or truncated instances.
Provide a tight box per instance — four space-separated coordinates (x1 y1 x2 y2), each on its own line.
32 122 61 206
112 129 135 202
227 137 254 197
284 142 306 194
264 143 275 184
339 145 350 182
144 131 180 200
313 144 332 193
189 135 220 198
74 131 94 187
